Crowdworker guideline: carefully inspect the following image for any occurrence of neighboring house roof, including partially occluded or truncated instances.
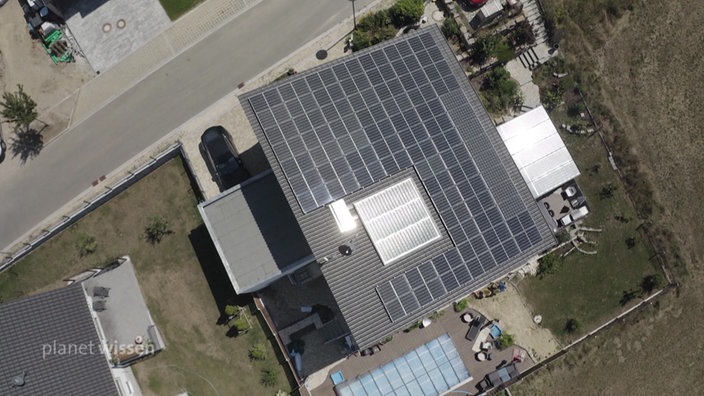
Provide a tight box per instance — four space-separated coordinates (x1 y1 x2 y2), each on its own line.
497 106 580 198
199 171 314 293
0 286 118 396
240 27 554 349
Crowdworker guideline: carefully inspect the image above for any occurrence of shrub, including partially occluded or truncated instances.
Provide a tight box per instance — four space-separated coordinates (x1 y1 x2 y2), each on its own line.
472 34 502 64
76 233 97 256
625 236 636 249
261 366 278 387
390 0 424 27
145 216 169 244
249 343 267 361
441 18 461 39
565 318 581 334
495 332 515 349
480 66 522 113
541 89 562 111
599 184 617 199
555 229 571 243
537 252 559 277
453 298 468 312
230 315 250 332
641 273 663 295
224 304 240 317
508 20 535 46
352 10 396 51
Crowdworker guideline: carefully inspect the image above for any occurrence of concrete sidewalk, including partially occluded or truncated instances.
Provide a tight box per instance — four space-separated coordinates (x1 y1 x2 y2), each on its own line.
69 0 260 128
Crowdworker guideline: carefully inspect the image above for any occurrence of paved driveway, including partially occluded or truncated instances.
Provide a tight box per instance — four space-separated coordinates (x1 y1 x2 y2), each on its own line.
0 0 374 254
63 0 171 73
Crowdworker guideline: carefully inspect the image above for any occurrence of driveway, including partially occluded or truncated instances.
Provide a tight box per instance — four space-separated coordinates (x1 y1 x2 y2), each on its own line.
0 0 374 254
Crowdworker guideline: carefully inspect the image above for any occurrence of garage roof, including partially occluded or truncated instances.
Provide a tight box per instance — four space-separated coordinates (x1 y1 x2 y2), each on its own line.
198 171 313 294
497 106 580 198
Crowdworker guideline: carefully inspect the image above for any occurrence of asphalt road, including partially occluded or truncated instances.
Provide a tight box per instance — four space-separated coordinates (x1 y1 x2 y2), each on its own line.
0 0 373 252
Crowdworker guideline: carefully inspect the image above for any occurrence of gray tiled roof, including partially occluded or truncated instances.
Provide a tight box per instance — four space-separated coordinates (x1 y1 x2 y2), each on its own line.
241 27 555 349
0 286 118 396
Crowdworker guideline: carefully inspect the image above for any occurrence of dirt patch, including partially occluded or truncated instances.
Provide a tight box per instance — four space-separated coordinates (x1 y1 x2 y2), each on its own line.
0 1 93 142
471 285 561 362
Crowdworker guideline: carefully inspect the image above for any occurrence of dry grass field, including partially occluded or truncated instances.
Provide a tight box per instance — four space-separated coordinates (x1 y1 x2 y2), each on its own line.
512 0 704 394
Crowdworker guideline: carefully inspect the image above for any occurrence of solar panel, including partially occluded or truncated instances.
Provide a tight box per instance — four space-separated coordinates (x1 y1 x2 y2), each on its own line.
244 29 549 327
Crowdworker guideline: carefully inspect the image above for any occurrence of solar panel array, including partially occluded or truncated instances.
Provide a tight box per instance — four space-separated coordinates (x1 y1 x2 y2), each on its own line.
246 29 546 324
354 178 441 264
335 334 469 396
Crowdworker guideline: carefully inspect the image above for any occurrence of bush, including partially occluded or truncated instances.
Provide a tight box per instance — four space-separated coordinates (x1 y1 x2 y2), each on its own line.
541 89 562 111
495 332 515 350
441 18 461 39
145 216 169 244
261 366 278 387
352 10 396 51
641 273 663 295
555 229 571 243
537 252 559 277
599 184 617 199
480 66 523 113
249 343 267 361
472 34 502 64
508 20 535 46
453 298 468 312
230 315 250 332
565 318 581 334
76 233 97 257
390 0 424 27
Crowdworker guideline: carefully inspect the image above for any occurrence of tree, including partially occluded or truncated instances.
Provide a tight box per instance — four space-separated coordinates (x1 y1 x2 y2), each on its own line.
390 0 424 27
0 85 37 132
564 318 581 334
145 216 170 244
641 274 663 295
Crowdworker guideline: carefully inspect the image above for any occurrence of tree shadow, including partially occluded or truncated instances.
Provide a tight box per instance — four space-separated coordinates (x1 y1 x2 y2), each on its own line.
10 128 44 163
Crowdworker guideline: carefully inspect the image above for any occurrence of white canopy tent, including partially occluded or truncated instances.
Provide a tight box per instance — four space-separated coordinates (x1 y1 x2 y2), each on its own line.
497 106 580 198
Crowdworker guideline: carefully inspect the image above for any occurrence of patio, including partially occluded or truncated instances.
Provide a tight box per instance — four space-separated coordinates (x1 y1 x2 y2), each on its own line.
308 306 534 395
258 265 351 378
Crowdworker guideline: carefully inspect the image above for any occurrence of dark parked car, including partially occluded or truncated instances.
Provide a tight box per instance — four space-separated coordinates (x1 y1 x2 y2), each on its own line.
200 126 249 191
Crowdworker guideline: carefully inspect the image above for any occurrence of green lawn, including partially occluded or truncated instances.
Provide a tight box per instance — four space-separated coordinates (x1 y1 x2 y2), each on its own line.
517 82 662 341
0 158 294 395
159 0 204 20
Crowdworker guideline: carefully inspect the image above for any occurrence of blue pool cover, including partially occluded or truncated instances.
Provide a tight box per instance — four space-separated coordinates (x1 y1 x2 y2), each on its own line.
335 334 470 396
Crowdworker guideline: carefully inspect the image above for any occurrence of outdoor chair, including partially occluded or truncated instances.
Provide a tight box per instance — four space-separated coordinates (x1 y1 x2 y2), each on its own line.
92 300 107 312
93 286 110 298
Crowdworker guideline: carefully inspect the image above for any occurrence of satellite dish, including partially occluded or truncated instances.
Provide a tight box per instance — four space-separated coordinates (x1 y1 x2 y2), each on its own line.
339 245 353 256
